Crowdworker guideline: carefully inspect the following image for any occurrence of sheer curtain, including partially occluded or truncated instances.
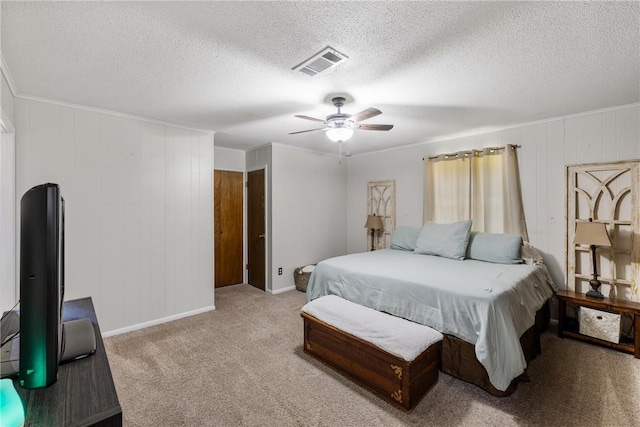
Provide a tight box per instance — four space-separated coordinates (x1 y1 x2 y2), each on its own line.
423 145 528 241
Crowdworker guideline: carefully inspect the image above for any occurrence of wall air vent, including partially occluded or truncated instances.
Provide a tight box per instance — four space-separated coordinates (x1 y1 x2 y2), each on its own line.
292 46 349 77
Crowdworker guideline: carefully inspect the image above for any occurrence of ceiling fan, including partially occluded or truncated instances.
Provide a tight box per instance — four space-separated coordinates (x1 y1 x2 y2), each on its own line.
289 97 393 143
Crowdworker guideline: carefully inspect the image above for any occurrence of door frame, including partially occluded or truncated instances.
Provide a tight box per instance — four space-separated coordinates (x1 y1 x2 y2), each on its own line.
0 109 16 312
246 164 269 291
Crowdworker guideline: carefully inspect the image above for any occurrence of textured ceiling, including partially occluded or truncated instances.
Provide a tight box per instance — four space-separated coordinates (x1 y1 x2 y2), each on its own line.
2 1 638 155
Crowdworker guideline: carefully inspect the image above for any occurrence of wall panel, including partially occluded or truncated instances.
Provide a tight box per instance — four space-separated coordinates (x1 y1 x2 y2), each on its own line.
602 111 617 162
148 123 167 320
139 123 152 322
164 128 177 316
98 114 127 329
122 119 142 327
520 126 538 241
617 107 640 160
535 124 549 249
70 110 102 309
14 98 214 332
544 120 566 279
198 136 214 303
576 114 603 164
29 101 60 186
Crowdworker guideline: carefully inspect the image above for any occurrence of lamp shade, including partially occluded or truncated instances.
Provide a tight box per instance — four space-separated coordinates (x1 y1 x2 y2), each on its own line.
326 127 353 143
364 215 383 230
574 221 612 247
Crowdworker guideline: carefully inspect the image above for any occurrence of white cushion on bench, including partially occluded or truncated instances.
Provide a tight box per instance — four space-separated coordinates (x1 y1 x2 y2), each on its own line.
301 295 443 362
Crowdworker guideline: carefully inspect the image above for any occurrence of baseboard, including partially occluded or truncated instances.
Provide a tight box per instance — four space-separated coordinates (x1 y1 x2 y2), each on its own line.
102 305 215 338
268 286 296 295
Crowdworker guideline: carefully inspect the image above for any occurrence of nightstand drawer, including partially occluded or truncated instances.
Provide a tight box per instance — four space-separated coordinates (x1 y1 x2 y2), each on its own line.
579 307 621 343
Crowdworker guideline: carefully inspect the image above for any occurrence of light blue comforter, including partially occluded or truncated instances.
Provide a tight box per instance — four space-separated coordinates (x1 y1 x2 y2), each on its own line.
306 249 556 391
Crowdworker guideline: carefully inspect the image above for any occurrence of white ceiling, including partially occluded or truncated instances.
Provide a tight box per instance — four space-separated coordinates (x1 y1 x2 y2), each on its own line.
2 1 638 155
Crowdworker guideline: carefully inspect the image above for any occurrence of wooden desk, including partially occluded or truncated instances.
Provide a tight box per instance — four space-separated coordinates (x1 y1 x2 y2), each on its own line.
556 290 640 358
6 297 122 426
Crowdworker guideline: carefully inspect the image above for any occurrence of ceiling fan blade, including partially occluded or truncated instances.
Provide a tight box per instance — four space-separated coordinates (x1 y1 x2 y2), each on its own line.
351 108 382 123
294 114 325 123
289 127 327 135
358 124 394 131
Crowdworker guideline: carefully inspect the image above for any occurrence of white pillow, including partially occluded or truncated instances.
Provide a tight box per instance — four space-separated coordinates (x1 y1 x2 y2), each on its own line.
414 220 473 260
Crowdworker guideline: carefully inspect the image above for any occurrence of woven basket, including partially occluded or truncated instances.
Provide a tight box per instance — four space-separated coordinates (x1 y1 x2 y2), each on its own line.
294 264 316 292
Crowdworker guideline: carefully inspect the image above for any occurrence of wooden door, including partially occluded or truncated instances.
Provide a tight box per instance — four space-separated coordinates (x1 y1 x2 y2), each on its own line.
247 169 266 291
214 170 243 288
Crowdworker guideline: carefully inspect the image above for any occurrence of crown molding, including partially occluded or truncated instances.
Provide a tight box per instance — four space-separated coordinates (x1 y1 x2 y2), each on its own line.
16 93 217 135
0 55 18 97
350 102 640 158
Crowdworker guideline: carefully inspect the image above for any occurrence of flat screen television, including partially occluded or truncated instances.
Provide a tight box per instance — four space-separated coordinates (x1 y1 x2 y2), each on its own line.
18 183 64 389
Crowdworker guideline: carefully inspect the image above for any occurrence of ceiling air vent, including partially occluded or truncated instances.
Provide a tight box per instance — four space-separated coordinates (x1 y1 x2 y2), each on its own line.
292 46 349 77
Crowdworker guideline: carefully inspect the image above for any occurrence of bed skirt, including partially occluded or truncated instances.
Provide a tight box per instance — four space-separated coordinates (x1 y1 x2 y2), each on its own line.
441 301 550 397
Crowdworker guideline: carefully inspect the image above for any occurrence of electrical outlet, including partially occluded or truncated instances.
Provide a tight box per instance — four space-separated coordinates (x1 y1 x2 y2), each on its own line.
278 267 283 275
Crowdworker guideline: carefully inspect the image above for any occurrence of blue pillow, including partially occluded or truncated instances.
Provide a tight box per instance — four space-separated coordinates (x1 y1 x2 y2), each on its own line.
414 220 472 260
390 226 421 251
466 232 523 264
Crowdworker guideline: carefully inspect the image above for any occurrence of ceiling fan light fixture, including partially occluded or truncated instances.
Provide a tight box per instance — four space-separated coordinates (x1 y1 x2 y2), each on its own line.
290 97 392 141
326 127 353 143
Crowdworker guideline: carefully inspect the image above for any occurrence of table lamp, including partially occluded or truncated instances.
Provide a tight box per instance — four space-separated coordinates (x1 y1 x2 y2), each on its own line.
364 214 383 251
574 219 612 299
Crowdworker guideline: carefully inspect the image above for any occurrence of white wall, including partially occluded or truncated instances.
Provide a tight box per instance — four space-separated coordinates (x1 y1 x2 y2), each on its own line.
346 104 640 291
0 70 16 313
214 146 245 171
14 98 214 333
0 132 16 313
270 144 347 292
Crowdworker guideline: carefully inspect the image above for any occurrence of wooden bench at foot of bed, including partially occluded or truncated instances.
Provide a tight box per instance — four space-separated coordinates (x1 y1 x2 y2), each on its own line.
300 296 443 411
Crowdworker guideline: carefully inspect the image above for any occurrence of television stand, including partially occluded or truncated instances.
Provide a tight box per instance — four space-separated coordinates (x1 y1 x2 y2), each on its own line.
3 297 122 426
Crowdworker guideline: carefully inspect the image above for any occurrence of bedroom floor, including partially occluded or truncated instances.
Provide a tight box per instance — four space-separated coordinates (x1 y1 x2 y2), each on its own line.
104 284 640 427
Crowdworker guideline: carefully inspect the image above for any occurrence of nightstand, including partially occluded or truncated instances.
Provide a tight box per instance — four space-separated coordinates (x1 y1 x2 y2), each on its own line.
556 289 640 358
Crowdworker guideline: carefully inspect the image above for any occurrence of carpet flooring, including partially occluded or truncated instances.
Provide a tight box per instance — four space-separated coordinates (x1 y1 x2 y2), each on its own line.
104 284 640 426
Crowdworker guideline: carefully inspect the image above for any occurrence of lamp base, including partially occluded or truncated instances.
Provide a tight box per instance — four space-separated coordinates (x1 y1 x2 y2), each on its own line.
586 278 604 299
370 229 375 252
585 289 604 299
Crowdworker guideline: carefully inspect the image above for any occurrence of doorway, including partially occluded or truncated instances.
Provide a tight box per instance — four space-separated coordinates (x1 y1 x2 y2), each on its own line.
0 113 16 312
247 168 266 291
214 170 243 288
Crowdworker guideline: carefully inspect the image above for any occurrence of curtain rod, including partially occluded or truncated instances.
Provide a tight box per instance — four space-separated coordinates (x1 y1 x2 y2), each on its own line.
422 144 521 161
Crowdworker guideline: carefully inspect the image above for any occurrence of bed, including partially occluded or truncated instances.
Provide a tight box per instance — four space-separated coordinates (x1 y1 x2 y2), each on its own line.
305 242 556 395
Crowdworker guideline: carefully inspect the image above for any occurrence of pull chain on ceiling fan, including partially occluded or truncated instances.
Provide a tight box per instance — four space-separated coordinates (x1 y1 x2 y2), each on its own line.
290 97 393 143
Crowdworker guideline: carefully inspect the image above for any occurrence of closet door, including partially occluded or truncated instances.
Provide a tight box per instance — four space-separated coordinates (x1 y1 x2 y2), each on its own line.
214 170 243 288
247 169 265 291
